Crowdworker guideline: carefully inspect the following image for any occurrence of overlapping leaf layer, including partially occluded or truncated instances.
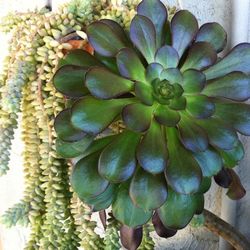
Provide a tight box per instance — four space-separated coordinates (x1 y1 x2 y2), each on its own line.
53 0 249 239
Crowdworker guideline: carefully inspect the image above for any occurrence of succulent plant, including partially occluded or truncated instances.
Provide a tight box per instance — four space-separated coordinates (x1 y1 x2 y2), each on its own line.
53 0 250 244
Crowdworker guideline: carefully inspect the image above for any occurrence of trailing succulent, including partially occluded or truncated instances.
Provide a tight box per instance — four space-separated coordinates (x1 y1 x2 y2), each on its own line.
54 0 250 246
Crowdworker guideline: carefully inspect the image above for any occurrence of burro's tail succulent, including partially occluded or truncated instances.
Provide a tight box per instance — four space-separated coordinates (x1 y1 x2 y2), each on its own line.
53 0 250 247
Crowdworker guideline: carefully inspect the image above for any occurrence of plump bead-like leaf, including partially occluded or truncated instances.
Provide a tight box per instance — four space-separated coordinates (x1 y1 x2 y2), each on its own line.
171 10 198 58
71 152 109 200
214 168 233 188
186 95 215 118
181 42 217 72
202 72 250 101
218 140 244 168
152 212 177 238
194 148 222 177
166 128 202 194
137 121 168 174
99 130 141 183
178 114 208 152
130 168 168 210
56 135 94 158
155 45 179 68
135 82 154 106
182 69 206 93
71 97 133 134
87 21 127 57
130 15 157 63
137 0 167 48
85 184 117 212
195 22 227 52
214 101 250 135
146 63 164 83
85 67 134 99
54 109 86 142
157 189 198 229
117 48 146 81
154 105 180 127
120 225 143 250
204 43 250 80
122 103 153 132
197 118 238 150
197 177 212 194
112 183 152 227
59 49 103 68
160 68 183 84
53 65 89 97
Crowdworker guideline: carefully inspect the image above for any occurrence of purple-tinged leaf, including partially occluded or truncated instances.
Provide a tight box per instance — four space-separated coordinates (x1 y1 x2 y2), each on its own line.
99 210 107 229
135 82 154 106
155 45 179 68
181 42 217 72
171 10 198 58
129 168 168 210
154 105 180 127
152 212 177 238
195 22 227 52
117 48 146 81
130 15 157 63
160 68 183 84
146 63 164 83
99 130 141 183
120 225 143 250
214 168 233 188
204 43 250 80
137 0 167 48
85 67 134 99
202 72 250 101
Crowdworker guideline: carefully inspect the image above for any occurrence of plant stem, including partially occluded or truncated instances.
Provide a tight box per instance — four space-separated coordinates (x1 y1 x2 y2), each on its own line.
203 209 250 250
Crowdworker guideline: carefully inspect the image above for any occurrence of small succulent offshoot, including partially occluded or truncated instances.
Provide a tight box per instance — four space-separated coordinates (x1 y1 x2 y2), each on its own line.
53 0 250 247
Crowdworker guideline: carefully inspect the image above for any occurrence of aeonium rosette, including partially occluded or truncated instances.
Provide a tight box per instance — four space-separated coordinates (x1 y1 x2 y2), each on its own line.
53 0 249 238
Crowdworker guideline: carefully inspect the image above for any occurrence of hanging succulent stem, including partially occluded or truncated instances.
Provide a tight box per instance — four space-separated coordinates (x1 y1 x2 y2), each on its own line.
203 209 250 250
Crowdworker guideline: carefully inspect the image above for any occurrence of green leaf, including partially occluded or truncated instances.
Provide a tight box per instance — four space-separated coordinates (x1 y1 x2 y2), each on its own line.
214 101 250 135
130 15 156 63
178 114 208 152
85 184 117 211
193 195 205 215
169 96 186 110
122 103 153 132
137 0 167 48
53 65 88 98
204 43 250 80
146 63 164 83
196 118 238 150
95 53 119 73
59 49 103 68
155 45 179 68
202 72 250 101
56 135 94 158
181 42 217 72
160 68 183 84
71 152 109 200
194 148 222 177
87 21 127 57
136 121 168 174
112 182 152 227
171 10 198 58
217 140 244 168
186 95 215 118
182 69 205 93
197 177 212 194
135 82 154 106
195 22 227 52
80 135 115 158
98 130 141 183
116 48 146 81
154 105 180 126
85 67 134 99
129 168 168 210
166 128 202 194
157 189 198 229
71 96 132 134
54 109 86 142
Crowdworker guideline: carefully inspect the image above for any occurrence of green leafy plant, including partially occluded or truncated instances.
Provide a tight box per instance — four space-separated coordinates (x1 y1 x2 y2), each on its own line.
53 0 250 247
